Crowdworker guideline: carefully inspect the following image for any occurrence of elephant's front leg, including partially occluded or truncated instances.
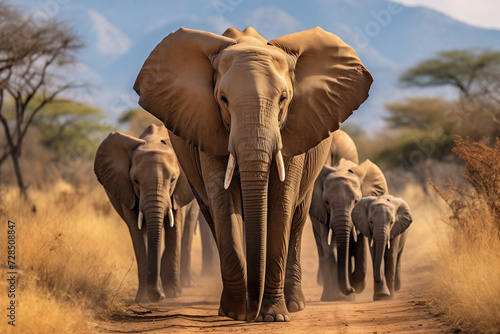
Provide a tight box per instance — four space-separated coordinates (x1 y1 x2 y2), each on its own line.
284 190 312 311
350 235 368 293
123 208 149 303
259 155 304 322
161 208 184 298
200 153 246 321
180 201 197 287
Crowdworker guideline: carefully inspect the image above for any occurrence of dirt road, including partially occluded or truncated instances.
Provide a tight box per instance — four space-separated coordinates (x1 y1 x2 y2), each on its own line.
96 207 454 334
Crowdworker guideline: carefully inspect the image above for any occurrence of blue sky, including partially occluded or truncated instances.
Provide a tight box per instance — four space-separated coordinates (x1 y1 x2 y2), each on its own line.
7 0 500 129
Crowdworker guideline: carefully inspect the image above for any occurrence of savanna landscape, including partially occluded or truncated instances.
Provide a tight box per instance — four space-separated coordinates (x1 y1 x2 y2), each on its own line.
1 1 500 333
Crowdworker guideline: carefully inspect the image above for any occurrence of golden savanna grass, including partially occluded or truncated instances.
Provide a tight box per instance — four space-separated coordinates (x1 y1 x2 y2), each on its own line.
0 180 135 333
430 138 500 333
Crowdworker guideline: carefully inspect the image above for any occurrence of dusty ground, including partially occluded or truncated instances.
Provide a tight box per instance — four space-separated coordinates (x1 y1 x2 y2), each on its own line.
96 208 455 334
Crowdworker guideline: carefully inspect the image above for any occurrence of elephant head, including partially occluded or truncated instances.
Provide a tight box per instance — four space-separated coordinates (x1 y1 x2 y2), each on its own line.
134 27 372 319
310 158 387 295
94 124 193 302
351 195 413 285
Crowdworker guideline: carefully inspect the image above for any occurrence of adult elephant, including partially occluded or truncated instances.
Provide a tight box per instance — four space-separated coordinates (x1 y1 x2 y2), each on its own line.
325 129 359 166
310 158 388 301
134 26 372 322
352 195 413 300
94 124 195 302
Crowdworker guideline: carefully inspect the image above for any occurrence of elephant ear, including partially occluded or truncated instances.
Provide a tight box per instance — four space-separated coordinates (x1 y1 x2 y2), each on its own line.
269 27 373 156
309 165 333 224
349 159 388 197
172 170 194 210
94 132 145 209
134 28 236 156
391 197 413 239
351 197 376 240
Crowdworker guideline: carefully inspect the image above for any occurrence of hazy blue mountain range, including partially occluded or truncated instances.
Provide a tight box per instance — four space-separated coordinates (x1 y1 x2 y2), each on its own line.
11 0 500 130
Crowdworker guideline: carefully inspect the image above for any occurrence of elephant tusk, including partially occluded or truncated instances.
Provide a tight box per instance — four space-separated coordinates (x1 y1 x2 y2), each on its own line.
327 229 333 246
275 150 285 182
137 211 143 230
168 208 174 228
352 226 357 243
224 153 236 190
370 238 374 247
387 239 391 250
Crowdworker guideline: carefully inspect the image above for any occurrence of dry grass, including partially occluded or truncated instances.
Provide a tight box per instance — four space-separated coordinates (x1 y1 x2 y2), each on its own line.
0 180 135 333
430 137 500 333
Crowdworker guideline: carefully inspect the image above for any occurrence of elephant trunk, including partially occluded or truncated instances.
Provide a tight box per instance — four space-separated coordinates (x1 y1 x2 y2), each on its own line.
373 226 389 284
231 99 279 322
142 191 168 302
331 209 355 296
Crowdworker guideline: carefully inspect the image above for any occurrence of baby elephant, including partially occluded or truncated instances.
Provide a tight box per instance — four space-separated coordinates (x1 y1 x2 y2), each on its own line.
352 195 413 300
95 124 195 302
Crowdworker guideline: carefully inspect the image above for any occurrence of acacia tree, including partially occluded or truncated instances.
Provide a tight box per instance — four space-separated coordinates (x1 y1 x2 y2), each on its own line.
0 4 83 197
400 49 500 135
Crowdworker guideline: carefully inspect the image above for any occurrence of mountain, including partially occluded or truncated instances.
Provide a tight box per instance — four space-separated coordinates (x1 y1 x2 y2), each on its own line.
11 0 500 130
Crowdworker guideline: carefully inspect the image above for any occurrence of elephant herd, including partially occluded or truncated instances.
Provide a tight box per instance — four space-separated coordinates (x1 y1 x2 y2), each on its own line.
94 26 413 323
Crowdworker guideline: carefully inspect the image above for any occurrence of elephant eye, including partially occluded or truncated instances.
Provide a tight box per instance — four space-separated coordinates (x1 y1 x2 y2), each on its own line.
133 179 139 185
220 93 228 105
369 220 373 225
325 200 329 206
279 91 287 104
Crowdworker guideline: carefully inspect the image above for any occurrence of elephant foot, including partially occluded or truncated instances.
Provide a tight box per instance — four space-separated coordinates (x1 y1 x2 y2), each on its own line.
163 284 182 299
135 289 149 303
284 283 306 312
181 271 194 287
219 288 246 321
257 293 291 322
147 286 165 302
373 282 392 301
351 279 366 294
320 290 355 302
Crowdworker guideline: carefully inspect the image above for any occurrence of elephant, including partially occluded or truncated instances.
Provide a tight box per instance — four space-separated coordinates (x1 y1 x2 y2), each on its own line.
310 158 388 301
133 26 372 322
315 129 358 286
325 129 359 166
94 124 195 302
352 195 413 300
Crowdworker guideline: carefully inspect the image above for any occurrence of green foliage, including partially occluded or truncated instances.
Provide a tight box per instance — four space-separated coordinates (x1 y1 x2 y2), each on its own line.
33 99 115 160
400 49 500 99
375 129 455 168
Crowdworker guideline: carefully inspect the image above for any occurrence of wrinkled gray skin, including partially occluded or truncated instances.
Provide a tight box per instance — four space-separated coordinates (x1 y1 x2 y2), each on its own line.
94 125 195 302
352 195 413 300
310 158 388 301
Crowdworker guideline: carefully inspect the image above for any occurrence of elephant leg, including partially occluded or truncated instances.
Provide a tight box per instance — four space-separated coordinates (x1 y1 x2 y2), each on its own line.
199 212 220 277
350 235 368 293
200 152 246 321
260 154 305 322
284 191 313 312
371 245 390 300
181 201 197 287
311 215 324 286
395 231 407 292
161 208 184 298
123 208 149 302
384 236 400 299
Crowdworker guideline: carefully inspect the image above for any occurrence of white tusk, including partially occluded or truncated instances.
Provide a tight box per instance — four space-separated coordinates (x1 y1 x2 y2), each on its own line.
275 150 285 182
137 211 143 230
168 208 174 228
387 239 391 250
224 154 236 190
352 226 357 243
370 239 374 247
327 229 333 246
